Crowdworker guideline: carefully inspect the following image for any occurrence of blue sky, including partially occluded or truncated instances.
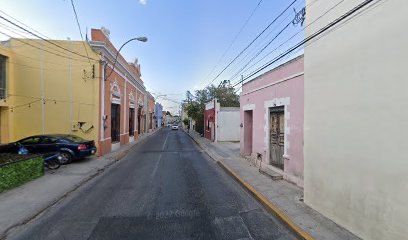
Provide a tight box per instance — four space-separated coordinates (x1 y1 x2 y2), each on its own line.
0 0 304 114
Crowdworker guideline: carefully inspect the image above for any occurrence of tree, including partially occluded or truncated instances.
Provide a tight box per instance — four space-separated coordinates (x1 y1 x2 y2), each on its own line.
183 82 240 135
165 111 172 116
183 118 189 127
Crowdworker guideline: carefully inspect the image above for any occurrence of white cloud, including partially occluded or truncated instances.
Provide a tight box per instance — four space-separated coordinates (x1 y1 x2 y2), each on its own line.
139 0 147 5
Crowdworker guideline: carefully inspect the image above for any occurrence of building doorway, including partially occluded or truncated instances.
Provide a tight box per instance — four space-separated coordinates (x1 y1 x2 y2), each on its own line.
243 110 253 156
137 107 142 134
149 113 153 129
129 108 135 137
111 103 121 143
269 106 284 170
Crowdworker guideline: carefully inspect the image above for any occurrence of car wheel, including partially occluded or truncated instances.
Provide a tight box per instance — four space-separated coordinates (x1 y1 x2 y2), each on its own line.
59 152 73 164
46 159 61 170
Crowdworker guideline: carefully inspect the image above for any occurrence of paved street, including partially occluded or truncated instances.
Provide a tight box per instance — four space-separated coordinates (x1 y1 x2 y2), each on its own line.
10 128 298 240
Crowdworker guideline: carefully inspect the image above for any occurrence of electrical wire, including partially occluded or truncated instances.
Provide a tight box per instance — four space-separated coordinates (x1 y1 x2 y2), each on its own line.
0 30 92 63
0 22 93 63
70 0 92 66
0 14 99 62
0 9 52 41
225 2 300 81
202 0 299 87
198 0 264 87
232 0 379 88
229 0 344 85
227 20 293 84
228 0 323 83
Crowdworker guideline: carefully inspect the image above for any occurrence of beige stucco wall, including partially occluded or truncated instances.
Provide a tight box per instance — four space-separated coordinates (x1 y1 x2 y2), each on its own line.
0 45 13 143
304 1 408 239
4 39 100 145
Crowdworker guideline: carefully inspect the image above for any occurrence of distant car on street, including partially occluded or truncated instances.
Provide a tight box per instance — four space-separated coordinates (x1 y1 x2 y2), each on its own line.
9 134 97 164
171 124 179 130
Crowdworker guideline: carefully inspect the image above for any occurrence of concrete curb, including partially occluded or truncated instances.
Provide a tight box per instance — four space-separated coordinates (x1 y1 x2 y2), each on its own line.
217 161 313 240
1 129 160 240
185 130 313 240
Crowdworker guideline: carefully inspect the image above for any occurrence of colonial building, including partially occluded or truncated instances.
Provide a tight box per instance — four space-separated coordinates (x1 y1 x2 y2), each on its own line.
240 55 304 187
0 28 154 157
90 28 149 154
304 1 407 239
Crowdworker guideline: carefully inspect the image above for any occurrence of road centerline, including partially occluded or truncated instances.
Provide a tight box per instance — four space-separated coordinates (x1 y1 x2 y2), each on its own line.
162 132 169 151
151 154 162 178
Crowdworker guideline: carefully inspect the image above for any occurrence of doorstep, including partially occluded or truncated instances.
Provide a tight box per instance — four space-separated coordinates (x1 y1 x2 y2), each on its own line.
259 164 283 180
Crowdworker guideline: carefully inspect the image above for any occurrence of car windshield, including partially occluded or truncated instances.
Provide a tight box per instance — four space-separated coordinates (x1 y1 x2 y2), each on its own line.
62 135 86 143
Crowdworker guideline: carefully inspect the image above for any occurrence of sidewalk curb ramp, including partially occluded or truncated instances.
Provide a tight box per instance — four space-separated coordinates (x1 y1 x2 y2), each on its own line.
0 129 160 240
185 130 313 240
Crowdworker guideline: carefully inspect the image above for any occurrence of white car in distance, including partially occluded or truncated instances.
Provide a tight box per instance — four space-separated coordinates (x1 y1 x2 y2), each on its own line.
171 124 179 130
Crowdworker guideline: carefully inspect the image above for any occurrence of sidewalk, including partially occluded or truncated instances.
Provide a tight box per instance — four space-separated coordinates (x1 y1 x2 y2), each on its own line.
0 129 159 239
187 130 359 240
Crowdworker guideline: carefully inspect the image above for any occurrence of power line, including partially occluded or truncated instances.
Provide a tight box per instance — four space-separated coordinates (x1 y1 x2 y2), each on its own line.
0 30 91 62
203 0 299 87
1 47 90 68
228 0 323 83
0 9 51 40
232 0 378 88
227 19 293 84
0 14 99 62
198 0 264 87
229 0 343 85
0 22 93 62
0 22 93 63
70 0 92 66
225 2 300 81
0 11 96 64
230 0 344 84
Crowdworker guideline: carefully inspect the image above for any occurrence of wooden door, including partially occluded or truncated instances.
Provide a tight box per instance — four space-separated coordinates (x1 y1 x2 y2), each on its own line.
111 104 120 142
269 107 284 170
210 122 215 141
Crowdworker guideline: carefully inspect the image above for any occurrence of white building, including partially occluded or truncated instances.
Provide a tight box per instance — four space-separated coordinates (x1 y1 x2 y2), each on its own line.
304 1 408 239
204 99 240 142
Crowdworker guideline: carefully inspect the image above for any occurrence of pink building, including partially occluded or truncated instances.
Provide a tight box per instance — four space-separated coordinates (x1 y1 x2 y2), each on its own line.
240 55 304 187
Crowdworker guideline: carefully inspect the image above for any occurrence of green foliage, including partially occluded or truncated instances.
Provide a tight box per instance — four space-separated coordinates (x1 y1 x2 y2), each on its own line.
183 118 189 126
166 111 172 116
183 82 240 135
0 156 44 192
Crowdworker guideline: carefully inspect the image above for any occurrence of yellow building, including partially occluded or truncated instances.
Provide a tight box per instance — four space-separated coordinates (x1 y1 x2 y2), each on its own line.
0 38 100 148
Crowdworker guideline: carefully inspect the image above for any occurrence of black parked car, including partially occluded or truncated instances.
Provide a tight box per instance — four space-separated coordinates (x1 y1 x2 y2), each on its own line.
10 134 97 164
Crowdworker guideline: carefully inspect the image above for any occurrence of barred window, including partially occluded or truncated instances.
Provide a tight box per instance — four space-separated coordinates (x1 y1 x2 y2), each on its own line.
0 55 6 99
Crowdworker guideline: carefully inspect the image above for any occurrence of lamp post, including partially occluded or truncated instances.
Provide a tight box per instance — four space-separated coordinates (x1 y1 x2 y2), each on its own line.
104 36 147 81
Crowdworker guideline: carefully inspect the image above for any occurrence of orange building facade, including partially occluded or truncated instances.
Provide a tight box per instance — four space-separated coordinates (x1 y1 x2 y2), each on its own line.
90 28 152 155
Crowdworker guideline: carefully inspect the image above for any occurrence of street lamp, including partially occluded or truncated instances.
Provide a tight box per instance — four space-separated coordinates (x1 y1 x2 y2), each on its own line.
105 36 148 81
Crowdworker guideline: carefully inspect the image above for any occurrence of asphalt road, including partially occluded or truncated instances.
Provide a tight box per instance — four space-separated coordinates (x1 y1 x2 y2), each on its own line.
10 128 298 240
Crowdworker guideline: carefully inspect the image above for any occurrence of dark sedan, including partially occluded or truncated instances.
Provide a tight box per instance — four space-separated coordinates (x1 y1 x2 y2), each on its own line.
13 134 97 164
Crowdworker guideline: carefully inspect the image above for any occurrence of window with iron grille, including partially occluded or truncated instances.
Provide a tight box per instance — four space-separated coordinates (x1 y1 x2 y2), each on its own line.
0 55 6 100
